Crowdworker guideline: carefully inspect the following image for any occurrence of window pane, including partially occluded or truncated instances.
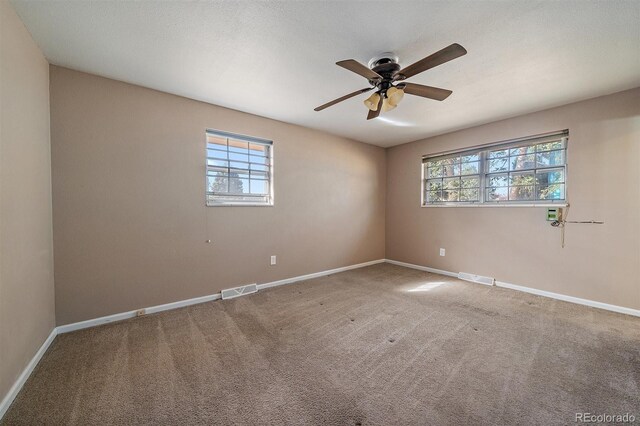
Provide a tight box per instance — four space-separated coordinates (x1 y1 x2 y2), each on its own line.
536 150 564 167
537 184 565 200
536 169 564 185
250 163 268 172
250 179 269 194
441 157 459 167
228 169 250 180
228 139 248 154
249 155 268 165
207 159 228 168
207 167 227 177
460 188 479 201
509 145 535 156
443 190 459 202
208 176 228 193
250 170 269 180
536 140 565 152
509 171 535 186
487 174 508 187
207 136 227 149
486 187 508 201
228 151 249 162
248 143 267 154
427 166 442 178
426 190 442 203
229 161 248 169
442 163 461 177
489 149 509 159
207 163 227 171
509 154 535 171
508 186 535 201
426 179 442 191
461 153 479 162
488 158 508 172
207 149 227 160
460 161 479 175
227 177 249 194
461 176 479 189
443 177 460 190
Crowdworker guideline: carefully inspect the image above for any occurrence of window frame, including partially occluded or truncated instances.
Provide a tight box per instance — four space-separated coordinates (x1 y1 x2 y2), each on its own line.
422 149 483 205
205 129 274 207
421 130 569 208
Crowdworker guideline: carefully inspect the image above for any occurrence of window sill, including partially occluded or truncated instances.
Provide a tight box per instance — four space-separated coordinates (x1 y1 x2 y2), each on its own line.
421 202 568 208
206 203 274 207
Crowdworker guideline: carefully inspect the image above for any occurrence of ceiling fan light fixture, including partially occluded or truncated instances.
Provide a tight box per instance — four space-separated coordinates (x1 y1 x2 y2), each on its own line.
364 92 381 111
386 86 405 107
381 97 397 112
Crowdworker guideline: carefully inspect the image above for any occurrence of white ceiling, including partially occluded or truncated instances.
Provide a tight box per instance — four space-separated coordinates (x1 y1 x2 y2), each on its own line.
11 0 640 147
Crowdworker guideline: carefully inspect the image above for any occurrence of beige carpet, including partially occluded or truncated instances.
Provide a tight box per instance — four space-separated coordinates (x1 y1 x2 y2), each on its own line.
3 263 639 425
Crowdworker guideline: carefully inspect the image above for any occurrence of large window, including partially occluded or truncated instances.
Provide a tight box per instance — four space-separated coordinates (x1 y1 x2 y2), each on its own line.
206 130 273 206
422 131 568 206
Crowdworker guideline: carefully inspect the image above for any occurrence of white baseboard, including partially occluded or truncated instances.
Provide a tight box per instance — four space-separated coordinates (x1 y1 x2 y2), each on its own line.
384 259 458 278
57 258 386 334
256 259 386 290
495 280 640 318
384 259 640 318
0 328 57 419
56 292 224 334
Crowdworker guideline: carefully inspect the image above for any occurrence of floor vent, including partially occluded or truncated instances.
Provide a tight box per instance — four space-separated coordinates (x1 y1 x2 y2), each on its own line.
458 272 495 286
221 283 257 300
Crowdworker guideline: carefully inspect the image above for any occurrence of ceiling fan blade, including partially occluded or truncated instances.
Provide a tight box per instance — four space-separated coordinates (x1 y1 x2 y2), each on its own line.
398 43 467 80
314 87 373 111
401 83 452 101
367 94 384 120
336 59 383 81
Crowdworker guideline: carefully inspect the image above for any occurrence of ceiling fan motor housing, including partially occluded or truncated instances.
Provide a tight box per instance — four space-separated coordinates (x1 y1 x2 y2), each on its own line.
368 53 403 90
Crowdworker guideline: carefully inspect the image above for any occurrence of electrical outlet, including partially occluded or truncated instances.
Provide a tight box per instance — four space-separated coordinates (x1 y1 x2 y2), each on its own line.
270 255 276 266
439 248 446 257
136 309 145 317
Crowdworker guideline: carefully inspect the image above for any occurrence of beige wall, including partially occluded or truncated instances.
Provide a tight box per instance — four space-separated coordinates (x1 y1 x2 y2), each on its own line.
22 47 640 330
0 0 55 408
387 88 640 310
50 66 386 325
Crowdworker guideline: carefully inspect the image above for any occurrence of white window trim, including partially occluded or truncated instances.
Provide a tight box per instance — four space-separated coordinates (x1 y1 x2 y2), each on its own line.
421 130 569 208
205 129 274 207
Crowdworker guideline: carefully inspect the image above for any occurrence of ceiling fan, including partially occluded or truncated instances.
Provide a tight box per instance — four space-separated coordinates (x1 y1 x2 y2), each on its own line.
314 43 467 120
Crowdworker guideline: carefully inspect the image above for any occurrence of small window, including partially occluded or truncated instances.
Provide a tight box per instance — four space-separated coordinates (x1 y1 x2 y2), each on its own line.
423 131 568 206
206 130 273 206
